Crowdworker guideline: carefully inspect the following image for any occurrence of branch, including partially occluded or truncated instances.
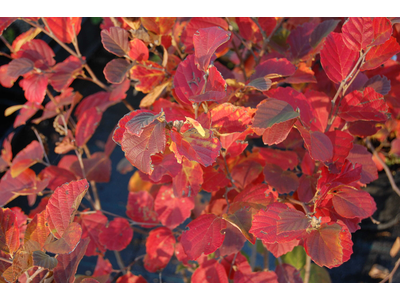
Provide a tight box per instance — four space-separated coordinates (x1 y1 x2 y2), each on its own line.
380 257 400 283
304 255 311 283
0 256 12 264
366 138 400 198
114 251 126 275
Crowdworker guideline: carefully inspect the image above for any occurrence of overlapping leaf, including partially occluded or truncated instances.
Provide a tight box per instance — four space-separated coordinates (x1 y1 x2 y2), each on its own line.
180 214 226 260
98 218 133 251
154 185 195 229
0 208 20 255
249 203 309 244
320 32 359 83
361 37 400 71
144 227 175 273
44 17 82 44
101 26 130 57
191 259 228 283
193 27 231 72
341 17 374 51
53 238 89 283
44 222 82 254
45 179 89 239
126 191 159 227
338 87 388 122
170 127 221 167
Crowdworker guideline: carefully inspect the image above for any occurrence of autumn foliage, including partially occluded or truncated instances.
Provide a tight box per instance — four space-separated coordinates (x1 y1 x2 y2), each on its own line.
1 17 400 283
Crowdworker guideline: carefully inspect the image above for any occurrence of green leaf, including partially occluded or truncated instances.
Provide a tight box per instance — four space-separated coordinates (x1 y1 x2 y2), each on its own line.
300 263 332 283
280 246 306 270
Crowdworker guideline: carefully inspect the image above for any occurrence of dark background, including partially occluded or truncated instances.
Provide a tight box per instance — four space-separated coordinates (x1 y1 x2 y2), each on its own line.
1 18 399 283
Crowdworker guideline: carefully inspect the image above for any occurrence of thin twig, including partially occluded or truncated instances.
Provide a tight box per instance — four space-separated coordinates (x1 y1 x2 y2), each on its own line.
27 267 44 283
366 138 400 198
0 256 12 264
228 252 238 281
32 127 50 166
114 251 127 275
304 255 311 283
122 99 135 111
380 257 400 283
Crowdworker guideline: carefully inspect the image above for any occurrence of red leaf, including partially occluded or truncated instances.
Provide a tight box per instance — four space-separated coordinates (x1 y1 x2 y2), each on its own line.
0 169 38 207
154 185 195 229
93 255 112 281
14 102 42 128
39 165 77 191
364 75 391 95
275 263 303 283
361 37 400 71
263 163 299 194
0 208 20 255
110 78 130 102
128 38 149 61
0 64 18 88
53 238 89 283
44 17 81 44
236 17 261 43
250 58 296 80
44 222 82 254
147 152 182 183
104 58 132 84
130 61 165 93
258 147 299 170
75 106 102 147
24 211 49 250
330 186 376 219
14 39 55 69
304 221 353 268
320 32 359 83
201 164 230 193
191 259 228 283
7 58 34 77
180 214 226 260
144 227 175 273
10 140 43 178
181 17 228 53
188 65 227 103
210 103 253 134
101 26 130 57
170 128 221 167
45 179 89 239
99 218 133 251
263 239 300 258
249 203 308 244
78 211 108 256
297 125 333 162
252 99 299 134
0 17 17 35
224 205 259 244
342 17 374 51
261 119 297 146
235 270 278 283
347 144 378 184
258 17 277 36
246 77 272 91
325 130 354 170
193 27 231 72
288 22 316 60
126 191 159 227
233 183 277 206
141 17 176 35
120 115 166 175
116 272 147 283
231 159 263 190
214 223 247 257
74 91 111 119
70 152 112 183
172 158 202 198
370 17 393 46
173 54 205 105
266 87 314 130
49 56 83 92
19 73 48 104
310 19 341 48
338 87 388 122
